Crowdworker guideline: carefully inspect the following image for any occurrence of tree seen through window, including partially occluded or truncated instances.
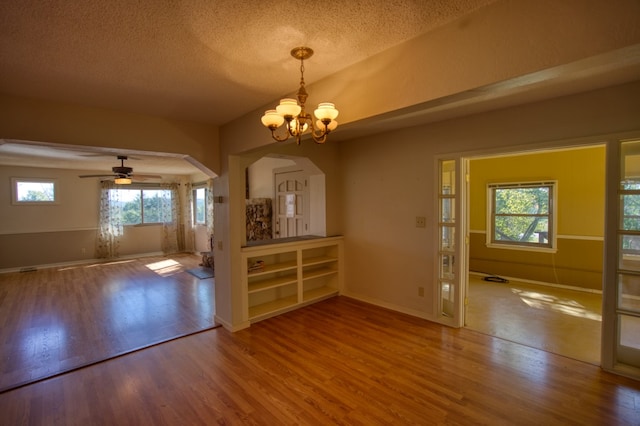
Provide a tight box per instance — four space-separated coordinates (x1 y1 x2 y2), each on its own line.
490 182 554 248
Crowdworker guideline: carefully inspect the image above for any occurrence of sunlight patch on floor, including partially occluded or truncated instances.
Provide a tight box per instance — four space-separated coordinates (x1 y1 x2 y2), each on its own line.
145 259 183 276
512 288 602 321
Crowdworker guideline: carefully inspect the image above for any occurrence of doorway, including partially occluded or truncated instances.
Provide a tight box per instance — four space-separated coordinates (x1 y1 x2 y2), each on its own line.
463 145 605 364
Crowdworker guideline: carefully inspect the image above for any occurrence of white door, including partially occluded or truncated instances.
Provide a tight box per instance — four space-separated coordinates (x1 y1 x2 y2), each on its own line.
274 171 309 238
603 138 640 379
435 158 466 327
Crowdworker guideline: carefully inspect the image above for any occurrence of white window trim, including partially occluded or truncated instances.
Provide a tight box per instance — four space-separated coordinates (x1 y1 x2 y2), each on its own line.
11 177 59 205
485 180 558 253
192 185 207 225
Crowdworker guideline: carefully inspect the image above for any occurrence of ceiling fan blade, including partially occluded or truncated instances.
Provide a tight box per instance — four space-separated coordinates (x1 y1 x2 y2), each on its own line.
78 174 117 178
131 174 162 179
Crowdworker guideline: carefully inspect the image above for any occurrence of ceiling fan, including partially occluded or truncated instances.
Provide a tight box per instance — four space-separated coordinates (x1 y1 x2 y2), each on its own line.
78 156 161 183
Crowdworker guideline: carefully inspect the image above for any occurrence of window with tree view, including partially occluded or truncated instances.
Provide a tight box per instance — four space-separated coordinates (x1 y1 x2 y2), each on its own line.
489 182 555 249
193 187 206 225
12 178 57 204
110 188 172 225
621 180 640 255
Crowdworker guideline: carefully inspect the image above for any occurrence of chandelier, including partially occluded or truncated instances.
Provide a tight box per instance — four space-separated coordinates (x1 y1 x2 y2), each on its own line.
261 47 339 145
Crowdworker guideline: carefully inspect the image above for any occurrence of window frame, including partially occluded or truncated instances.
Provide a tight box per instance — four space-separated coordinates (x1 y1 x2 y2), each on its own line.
109 187 173 226
11 177 59 205
192 186 207 225
486 181 557 253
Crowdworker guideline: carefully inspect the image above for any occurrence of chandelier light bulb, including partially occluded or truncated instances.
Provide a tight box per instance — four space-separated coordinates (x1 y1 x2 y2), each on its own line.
314 103 339 121
276 98 301 118
261 110 285 128
316 119 338 132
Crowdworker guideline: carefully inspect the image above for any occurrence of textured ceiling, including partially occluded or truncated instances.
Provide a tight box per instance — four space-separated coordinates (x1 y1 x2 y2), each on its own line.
0 0 497 126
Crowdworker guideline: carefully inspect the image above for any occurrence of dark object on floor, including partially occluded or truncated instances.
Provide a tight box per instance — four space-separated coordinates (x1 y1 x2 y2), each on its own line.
483 275 509 283
187 267 214 279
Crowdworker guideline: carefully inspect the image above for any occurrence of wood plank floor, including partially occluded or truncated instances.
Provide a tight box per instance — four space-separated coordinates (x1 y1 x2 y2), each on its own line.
467 276 602 364
0 254 217 393
1 296 639 425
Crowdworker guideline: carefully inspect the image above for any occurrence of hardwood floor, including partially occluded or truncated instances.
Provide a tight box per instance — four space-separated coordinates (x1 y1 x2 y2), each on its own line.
1 296 639 425
0 253 217 393
466 275 602 365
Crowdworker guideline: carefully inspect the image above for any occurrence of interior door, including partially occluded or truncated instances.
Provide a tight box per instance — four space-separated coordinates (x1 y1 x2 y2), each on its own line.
603 138 640 378
436 158 465 327
274 171 308 239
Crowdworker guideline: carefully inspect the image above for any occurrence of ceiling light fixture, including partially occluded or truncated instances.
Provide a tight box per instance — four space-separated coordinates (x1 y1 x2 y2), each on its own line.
114 177 132 185
261 47 339 145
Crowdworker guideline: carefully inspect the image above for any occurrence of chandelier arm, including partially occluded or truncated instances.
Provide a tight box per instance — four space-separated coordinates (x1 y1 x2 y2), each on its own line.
311 133 328 144
269 127 292 142
308 118 330 139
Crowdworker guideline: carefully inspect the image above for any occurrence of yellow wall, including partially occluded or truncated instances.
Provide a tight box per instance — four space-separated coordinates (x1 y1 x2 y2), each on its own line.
469 146 605 289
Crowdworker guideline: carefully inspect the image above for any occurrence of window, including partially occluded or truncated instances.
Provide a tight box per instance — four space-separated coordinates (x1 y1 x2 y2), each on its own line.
11 178 58 204
109 188 172 225
488 181 556 250
621 180 640 256
193 187 206 225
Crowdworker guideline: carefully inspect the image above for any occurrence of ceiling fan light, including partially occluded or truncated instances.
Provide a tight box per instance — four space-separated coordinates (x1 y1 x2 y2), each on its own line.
261 110 285 128
276 98 301 118
314 103 339 121
114 177 132 185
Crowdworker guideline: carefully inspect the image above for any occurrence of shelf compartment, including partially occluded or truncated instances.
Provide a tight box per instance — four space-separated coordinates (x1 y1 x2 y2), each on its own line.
303 286 338 302
249 295 298 319
302 255 338 267
247 260 297 277
302 267 338 281
248 274 299 293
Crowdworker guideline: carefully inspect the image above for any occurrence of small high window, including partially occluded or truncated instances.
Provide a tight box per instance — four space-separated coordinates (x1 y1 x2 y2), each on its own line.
488 181 556 250
12 178 58 204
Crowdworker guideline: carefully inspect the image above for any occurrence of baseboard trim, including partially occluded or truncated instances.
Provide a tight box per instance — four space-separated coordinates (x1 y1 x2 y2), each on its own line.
469 271 602 294
0 251 194 274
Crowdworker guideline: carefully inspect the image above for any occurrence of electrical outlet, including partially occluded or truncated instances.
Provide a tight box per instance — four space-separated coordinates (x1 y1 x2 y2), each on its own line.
418 286 425 297
415 216 426 228
217 241 223 251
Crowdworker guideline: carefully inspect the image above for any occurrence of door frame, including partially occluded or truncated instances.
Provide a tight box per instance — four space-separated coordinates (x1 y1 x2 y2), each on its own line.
446 131 640 380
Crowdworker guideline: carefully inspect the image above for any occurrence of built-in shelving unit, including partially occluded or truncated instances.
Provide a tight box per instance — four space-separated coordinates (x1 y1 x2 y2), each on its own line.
241 236 343 324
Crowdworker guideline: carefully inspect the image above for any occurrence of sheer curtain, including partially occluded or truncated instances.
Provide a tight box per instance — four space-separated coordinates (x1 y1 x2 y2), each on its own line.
184 182 196 253
96 180 123 259
160 182 184 254
206 179 215 250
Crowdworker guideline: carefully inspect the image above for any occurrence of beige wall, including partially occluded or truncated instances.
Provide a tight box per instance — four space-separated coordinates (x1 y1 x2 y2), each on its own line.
338 82 639 319
0 165 194 269
0 94 220 175
468 147 605 290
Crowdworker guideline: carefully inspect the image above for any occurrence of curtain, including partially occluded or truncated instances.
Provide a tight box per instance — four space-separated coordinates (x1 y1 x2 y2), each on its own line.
160 182 183 254
183 182 196 253
96 180 123 259
206 178 215 250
